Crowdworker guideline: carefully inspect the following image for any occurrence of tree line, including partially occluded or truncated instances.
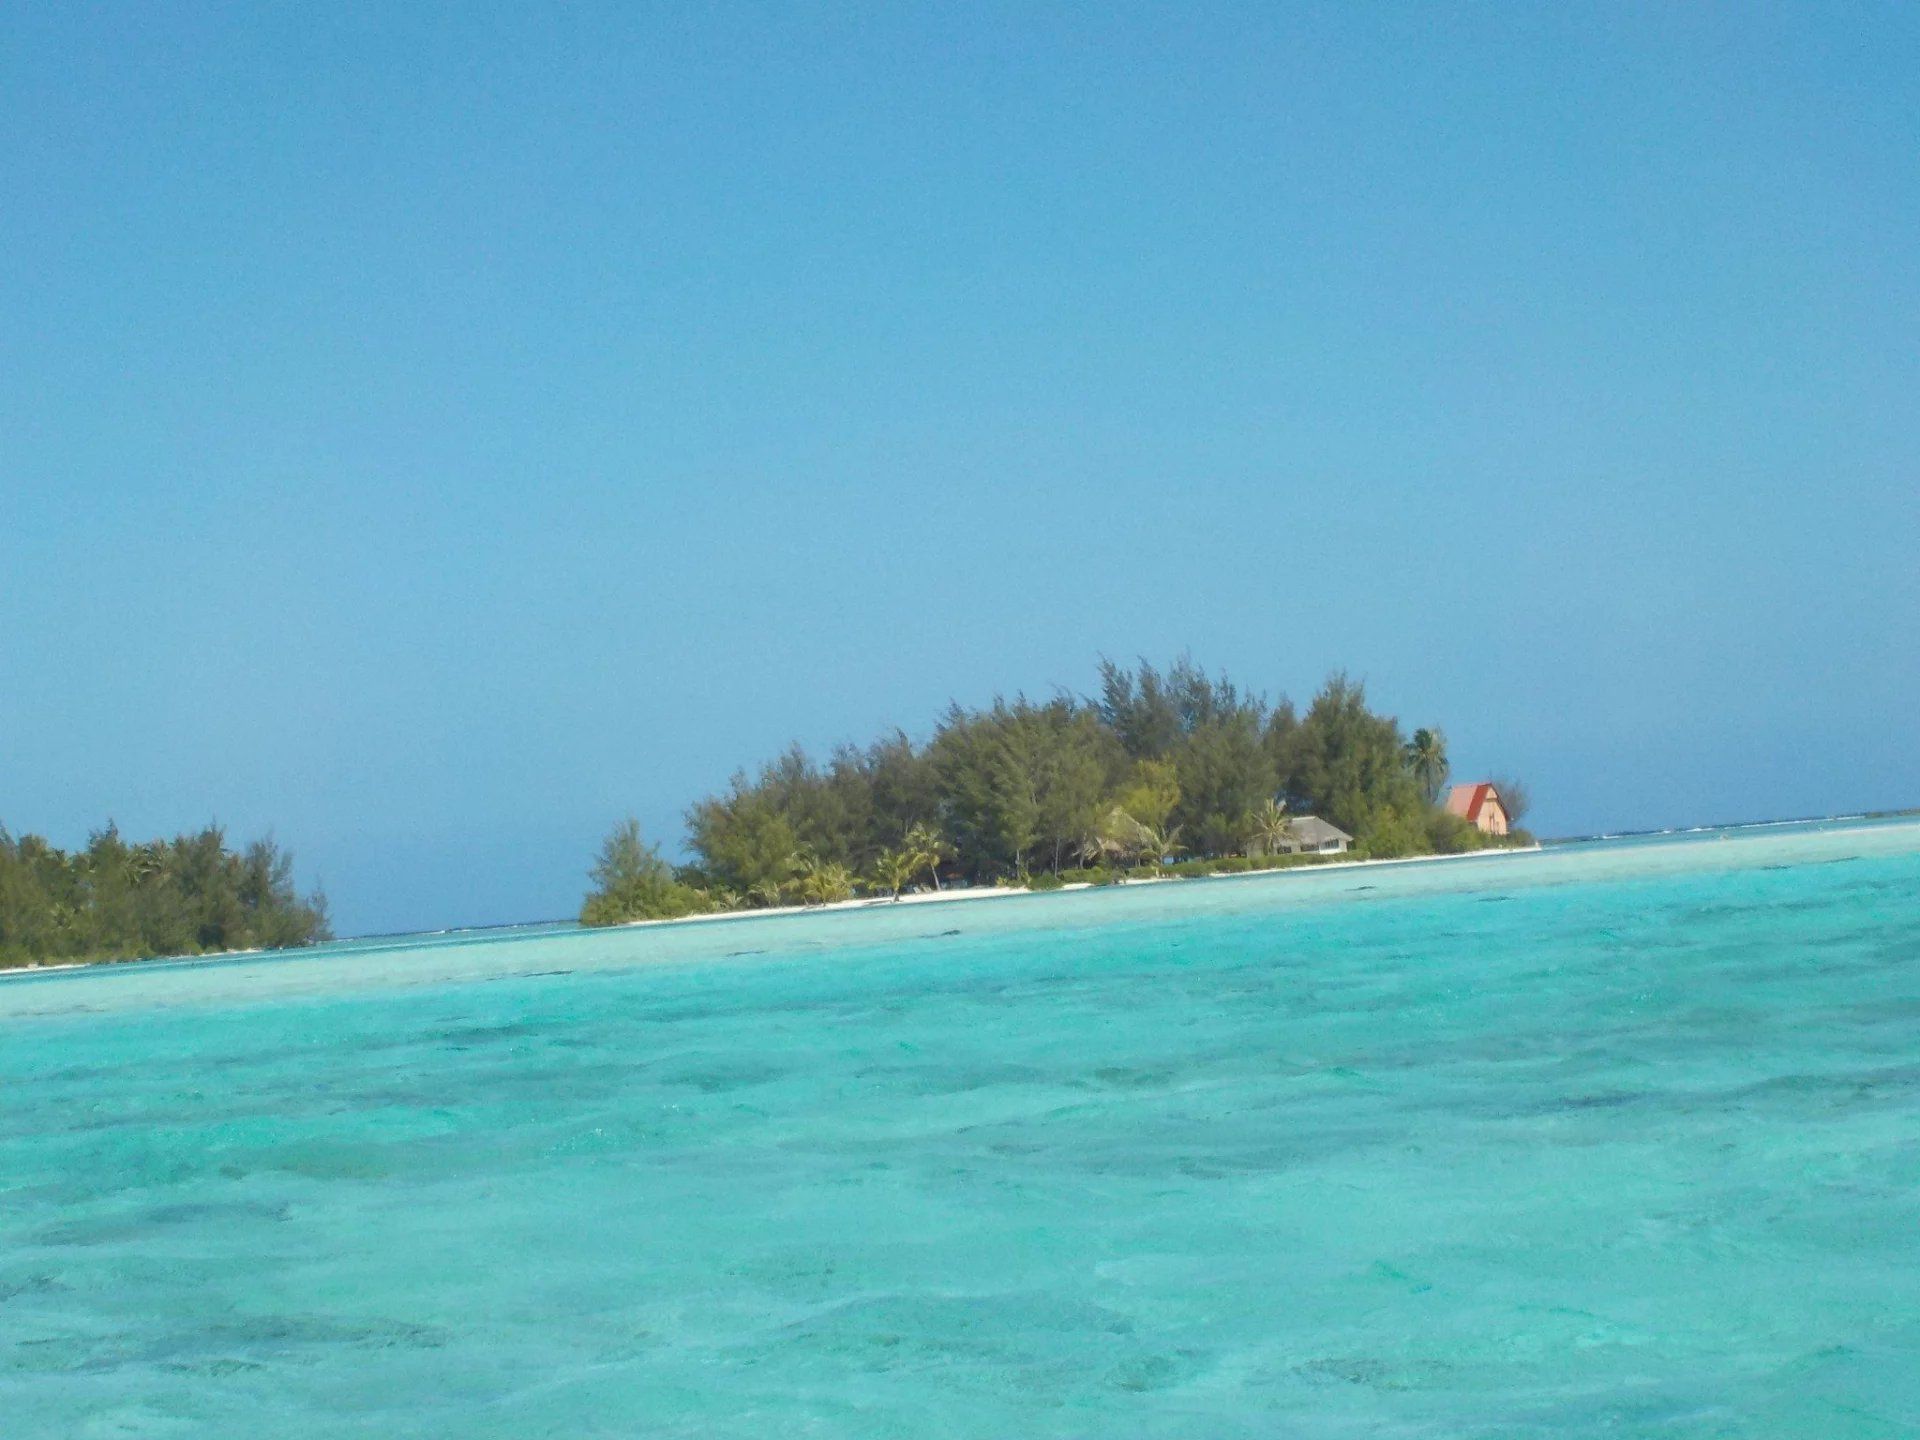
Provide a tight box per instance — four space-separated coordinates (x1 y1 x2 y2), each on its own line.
0 823 331 970
581 658 1531 924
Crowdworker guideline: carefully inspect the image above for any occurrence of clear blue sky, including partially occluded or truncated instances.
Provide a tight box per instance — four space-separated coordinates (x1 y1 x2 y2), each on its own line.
4 4 1915 936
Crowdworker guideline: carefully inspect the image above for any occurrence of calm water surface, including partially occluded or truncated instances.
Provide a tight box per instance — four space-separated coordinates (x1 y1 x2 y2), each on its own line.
4 822 1918 1437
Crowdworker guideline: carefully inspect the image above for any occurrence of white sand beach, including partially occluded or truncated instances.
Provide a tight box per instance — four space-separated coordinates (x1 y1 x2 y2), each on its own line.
604 843 1545 932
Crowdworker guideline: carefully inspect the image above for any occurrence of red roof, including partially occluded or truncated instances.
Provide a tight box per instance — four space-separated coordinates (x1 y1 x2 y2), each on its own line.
1445 782 1501 822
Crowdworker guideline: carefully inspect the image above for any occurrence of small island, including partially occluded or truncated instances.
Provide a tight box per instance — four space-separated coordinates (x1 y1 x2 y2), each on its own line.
581 658 1532 925
0 826 330 971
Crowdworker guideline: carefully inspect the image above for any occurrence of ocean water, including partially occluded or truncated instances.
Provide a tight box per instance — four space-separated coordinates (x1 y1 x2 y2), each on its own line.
4 822 1919 1438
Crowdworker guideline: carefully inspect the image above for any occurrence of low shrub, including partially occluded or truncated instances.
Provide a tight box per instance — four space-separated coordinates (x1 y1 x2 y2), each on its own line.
1356 807 1431 861
1426 811 1490 855
1244 857 1278 873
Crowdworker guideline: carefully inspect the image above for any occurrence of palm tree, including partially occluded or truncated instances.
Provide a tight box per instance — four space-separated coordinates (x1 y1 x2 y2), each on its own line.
792 854 856 906
749 850 806 909
1134 822 1184 866
1250 798 1292 856
903 822 948 891
868 847 917 901
1079 803 1138 869
1403 727 1449 803
127 844 166 887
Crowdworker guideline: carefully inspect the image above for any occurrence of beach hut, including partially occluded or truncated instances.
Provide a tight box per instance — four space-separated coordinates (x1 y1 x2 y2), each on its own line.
1284 816 1353 854
1445 782 1510 836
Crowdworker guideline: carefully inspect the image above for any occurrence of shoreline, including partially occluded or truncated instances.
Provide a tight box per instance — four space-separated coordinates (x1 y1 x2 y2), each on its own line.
602 842 1546 931
0 845 1543 979
14 809 1915 980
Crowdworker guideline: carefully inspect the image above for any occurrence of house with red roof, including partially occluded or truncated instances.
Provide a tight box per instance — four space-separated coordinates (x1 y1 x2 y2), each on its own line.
1445 782 1510 837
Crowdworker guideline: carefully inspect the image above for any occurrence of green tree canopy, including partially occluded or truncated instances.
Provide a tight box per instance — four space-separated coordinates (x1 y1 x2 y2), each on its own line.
580 819 710 925
0 822 330 969
1280 673 1425 837
686 786 803 898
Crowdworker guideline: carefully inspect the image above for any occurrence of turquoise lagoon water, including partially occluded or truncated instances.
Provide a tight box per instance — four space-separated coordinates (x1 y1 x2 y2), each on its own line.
4 821 1919 1438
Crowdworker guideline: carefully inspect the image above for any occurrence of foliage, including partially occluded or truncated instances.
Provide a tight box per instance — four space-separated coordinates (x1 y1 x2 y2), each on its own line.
929 696 1123 877
1135 822 1184 864
579 819 712 925
0 823 330 969
867 846 919 900
902 822 948 892
1249 798 1292 856
789 853 856 906
1208 855 1261 873
1055 867 1112 886
1278 673 1426 838
686 784 803 898
1403 727 1450 803
1175 709 1273 855
1356 806 1427 860
1426 810 1492 855
1080 802 1140 868
1115 758 1181 832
